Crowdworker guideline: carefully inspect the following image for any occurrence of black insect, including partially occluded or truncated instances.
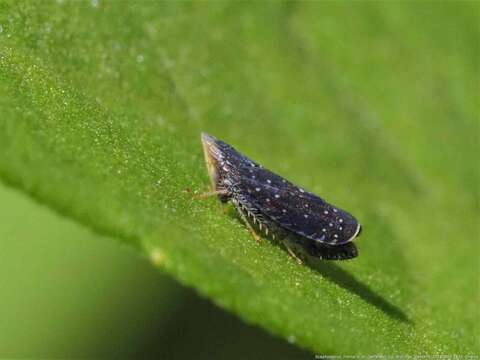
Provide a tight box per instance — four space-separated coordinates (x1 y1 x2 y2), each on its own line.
200 132 362 262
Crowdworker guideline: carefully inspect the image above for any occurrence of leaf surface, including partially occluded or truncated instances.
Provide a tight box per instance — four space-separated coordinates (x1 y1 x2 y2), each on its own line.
0 1 478 355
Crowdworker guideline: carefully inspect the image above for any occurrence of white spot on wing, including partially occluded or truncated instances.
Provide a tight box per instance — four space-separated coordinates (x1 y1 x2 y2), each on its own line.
324 210 329 214
274 194 280 198
255 187 261 192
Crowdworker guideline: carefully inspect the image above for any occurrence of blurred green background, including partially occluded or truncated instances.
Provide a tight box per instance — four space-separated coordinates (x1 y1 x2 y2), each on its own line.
0 0 478 357
0 182 308 358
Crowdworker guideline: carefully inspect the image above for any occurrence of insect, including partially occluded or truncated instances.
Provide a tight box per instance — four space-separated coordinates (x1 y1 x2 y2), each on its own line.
199 132 362 262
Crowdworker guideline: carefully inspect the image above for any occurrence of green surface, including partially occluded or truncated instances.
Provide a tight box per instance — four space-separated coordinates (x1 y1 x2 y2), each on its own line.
0 1 478 356
0 182 179 356
0 182 308 358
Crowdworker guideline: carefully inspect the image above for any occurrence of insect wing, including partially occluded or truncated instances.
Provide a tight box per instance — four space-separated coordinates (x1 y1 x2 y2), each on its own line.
201 133 361 246
234 167 360 246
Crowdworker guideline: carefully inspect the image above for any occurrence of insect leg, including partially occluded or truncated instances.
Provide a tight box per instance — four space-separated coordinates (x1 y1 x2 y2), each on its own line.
283 241 303 265
233 202 262 244
193 189 228 199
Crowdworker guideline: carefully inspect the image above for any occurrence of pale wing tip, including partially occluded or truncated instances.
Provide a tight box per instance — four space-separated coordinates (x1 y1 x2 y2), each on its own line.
319 222 362 246
347 223 362 242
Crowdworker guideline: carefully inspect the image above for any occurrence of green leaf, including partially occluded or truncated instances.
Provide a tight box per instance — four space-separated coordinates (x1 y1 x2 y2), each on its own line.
0 182 180 356
0 179 309 359
0 1 478 355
